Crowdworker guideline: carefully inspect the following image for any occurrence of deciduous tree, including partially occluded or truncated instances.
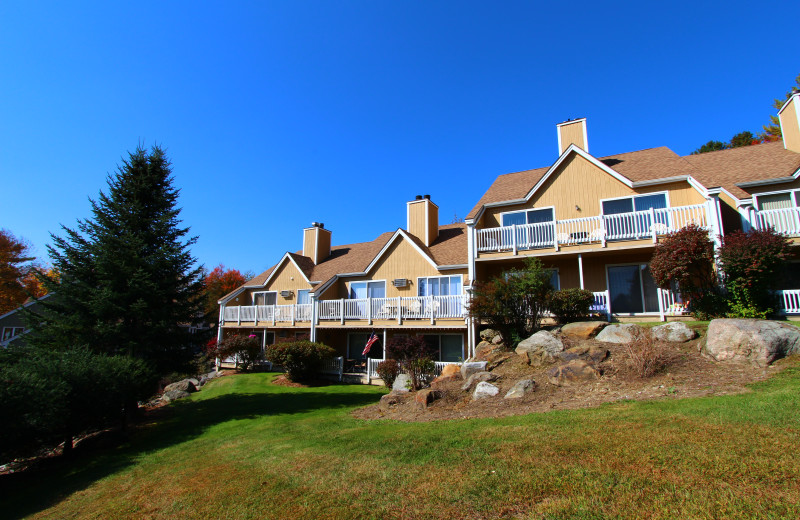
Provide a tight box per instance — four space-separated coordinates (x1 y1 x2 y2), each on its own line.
0 229 36 314
203 264 252 321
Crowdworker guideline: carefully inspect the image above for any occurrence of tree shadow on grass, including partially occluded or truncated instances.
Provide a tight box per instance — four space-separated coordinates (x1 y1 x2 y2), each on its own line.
0 383 381 519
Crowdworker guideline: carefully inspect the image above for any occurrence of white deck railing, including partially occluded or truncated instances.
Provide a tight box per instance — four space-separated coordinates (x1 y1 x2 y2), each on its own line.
320 356 344 381
591 290 611 321
755 207 800 236
779 290 800 314
477 204 708 253
317 295 467 323
222 303 312 324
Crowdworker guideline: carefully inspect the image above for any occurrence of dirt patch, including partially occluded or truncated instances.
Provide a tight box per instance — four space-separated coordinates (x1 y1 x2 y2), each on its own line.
352 333 792 423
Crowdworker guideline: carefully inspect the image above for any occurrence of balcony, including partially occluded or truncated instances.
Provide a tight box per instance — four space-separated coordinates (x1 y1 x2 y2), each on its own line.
221 295 468 327
755 207 800 236
476 204 709 254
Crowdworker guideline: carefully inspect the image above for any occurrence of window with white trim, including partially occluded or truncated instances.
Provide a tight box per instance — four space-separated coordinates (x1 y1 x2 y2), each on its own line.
422 334 463 362
755 190 799 211
349 281 386 299
601 193 668 215
501 207 554 226
417 275 462 296
253 291 277 305
297 289 310 304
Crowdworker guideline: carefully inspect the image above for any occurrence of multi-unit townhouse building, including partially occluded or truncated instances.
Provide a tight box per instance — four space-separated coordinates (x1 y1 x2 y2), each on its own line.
218 93 800 379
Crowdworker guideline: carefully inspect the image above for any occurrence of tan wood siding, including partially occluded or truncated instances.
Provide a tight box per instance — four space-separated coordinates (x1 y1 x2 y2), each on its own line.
780 96 800 153
239 261 313 304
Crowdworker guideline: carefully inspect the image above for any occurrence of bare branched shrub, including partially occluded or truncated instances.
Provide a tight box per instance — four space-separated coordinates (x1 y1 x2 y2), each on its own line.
624 335 669 379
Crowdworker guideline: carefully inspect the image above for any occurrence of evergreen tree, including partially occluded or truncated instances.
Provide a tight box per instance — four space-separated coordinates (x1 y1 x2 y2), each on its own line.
762 73 800 141
32 146 203 375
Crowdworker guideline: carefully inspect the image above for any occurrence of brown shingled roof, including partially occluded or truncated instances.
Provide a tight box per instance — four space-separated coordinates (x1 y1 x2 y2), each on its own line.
226 222 469 300
467 141 800 219
682 141 800 199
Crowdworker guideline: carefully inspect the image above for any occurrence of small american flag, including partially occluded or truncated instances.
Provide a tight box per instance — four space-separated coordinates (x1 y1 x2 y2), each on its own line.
362 332 379 356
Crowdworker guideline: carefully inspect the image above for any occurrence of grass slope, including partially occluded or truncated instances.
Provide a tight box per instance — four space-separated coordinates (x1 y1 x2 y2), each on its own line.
2 363 799 520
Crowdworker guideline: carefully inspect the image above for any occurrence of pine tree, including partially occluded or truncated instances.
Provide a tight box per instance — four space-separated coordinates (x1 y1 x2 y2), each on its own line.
32 146 204 375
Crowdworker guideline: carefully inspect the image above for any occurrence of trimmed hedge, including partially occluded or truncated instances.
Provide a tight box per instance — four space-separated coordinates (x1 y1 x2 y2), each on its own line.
264 341 336 381
548 288 594 324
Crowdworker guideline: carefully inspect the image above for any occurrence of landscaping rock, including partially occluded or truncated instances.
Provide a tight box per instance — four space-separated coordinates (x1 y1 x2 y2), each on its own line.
561 321 607 339
439 364 462 378
491 335 503 345
504 379 536 399
164 379 197 393
472 381 499 400
479 329 499 341
651 322 697 343
486 352 514 371
430 374 460 388
198 375 208 387
547 360 600 386
461 361 488 379
205 370 221 379
414 389 442 410
186 378 200 388
558 346 609 364
461 371 498 391
473 342 499 362
596 324 643 344
526 349 560 367
392 373 413 393
703 319 800 367
515 331 564 358
161 389 191 403
379 392 403 412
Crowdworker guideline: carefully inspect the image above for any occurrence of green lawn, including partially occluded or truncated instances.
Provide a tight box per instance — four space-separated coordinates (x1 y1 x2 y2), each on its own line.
2 363 800 520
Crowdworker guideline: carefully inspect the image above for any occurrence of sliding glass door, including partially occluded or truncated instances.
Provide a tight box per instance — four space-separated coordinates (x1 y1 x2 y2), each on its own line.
607 264 659 314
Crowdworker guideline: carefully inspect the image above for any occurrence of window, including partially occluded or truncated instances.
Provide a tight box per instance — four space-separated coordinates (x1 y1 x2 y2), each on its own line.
422 334 463 362
2 327 25 342
347 332 383 360
602 193 668 239
501 208 555 249
349 281 386 299
297 290 310 304
756 191 799 211
417 275 462 296
253 291 276 305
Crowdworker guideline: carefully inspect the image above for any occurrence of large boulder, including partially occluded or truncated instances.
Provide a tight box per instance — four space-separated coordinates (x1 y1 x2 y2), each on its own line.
479 329 499 341
392 373 413 393
547 360 600 386
651 322 697 343
414 389 442 410
472 381 500 400
461 371 498 391
558 346 609 364
461 361 488 379
504 379 536 399
164 379 197 393
596 324 643 344
561 321 607 340
439 364 462 378
162 389 191 403
515 331 564 358
703 319 800 367
472 342 499 362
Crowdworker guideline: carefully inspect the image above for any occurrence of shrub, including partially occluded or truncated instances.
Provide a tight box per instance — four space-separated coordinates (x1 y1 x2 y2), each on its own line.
218 335 262 371
719 228 791 316
385 336 437 391
726 282 770 319
623 335 669 379
265 340 336 381
375 359 400 388
469 257 554 346
548 288 594 324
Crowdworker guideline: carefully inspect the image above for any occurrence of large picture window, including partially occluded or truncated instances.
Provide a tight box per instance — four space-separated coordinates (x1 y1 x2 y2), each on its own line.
501 207 555 249
602 193 668 239
755 190 799 211
253 291 277 305
347 332 383 360
607 264 659 314
417 275 462 297
422 334 463 362
349 281 386 299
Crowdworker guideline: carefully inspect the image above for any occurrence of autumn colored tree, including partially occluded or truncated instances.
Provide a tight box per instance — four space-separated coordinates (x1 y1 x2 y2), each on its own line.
762 73 800 141
0 229 36 314
203 264 252 322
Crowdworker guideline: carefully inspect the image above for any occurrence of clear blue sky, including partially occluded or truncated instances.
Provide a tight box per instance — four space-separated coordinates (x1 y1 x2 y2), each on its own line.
2 1 798 277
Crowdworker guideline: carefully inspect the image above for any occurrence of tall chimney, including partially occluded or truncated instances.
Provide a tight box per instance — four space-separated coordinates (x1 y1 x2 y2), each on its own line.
556 118 588 155
407 195 439 246
303 222 332 264
779 92 800 153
